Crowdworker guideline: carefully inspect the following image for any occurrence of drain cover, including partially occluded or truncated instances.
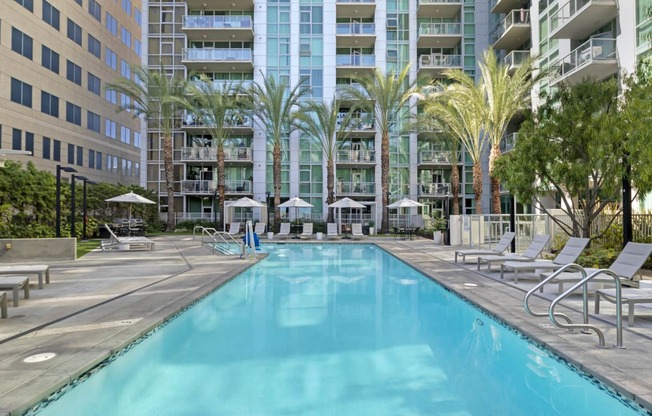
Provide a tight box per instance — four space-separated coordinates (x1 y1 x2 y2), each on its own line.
24 353 57 363
538 323 554 328
463 283 478 288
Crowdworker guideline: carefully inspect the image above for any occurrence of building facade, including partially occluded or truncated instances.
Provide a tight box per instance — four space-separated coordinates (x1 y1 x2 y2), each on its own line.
1 0 144 185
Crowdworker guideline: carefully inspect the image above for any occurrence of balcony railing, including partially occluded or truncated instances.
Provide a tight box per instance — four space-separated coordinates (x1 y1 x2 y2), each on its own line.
183 15 252 29
499 133 518 152
182 48 252 62
224 146 252 161
225 179 252 193
190 79 253 92
550 38 616 82
336 54 376 66
335 83 369 99
417 182 451 197
337 0 375 3
419 54 462 69
490 9 530 44
336 23 375 35
419 150 450 163
181 180 214 194
337 181 376 195
418 22 461 35
502 50 530 70
182 111 253 128
418 0 462 4
337 113 374 130
336 149 376 163
181 147 218 161
637 18 652 54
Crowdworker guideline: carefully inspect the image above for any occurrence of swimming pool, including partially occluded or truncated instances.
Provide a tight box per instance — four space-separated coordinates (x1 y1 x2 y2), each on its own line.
31 244 648 415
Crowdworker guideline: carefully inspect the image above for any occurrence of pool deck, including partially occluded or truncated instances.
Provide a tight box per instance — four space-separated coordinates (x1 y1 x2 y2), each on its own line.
2 235 652 414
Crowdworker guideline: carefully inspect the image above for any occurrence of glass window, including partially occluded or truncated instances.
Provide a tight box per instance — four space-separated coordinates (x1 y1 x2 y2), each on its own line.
121 26 131 48
105 47 117 70
88 72 101 95
96 151 102 170
122 0 131 16
11 27 33 60
25 132 34 153
15 0 34 12
66 102 82 125
89 149 95 169
76 146 84 167
41 91 59 117
12 129 22 150
87 111 101 133
67 19 82 46
41 45 59 73
106 12 117 36
68 143 75 164
66 60 82 85
53 139 61 161
42 0 60 30
43 137 51 159
10 78 32 108
88 0 101 22
88 34 101 58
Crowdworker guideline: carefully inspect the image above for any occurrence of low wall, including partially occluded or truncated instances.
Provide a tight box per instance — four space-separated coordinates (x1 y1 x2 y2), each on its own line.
0 238 77 262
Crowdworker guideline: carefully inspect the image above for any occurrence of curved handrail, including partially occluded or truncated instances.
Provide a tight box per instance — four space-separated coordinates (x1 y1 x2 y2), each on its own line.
193 226 242 254
524 263 585 328
549 268 624 348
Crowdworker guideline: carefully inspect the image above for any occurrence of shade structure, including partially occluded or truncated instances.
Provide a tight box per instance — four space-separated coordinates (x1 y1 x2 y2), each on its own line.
329 197 365 236
387 198 424 209
224 197 267 231
279 197 314 209
228 196 264 208
105 191 155 223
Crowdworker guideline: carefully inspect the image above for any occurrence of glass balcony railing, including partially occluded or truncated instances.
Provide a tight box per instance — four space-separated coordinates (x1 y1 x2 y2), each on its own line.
336 149 376 163
224 146 252 161
490 9 530 44
337 181 376 195
335 83 369 98
182 111 253 128
418 0 462 4
502 50 530 69
417 182 451 196
336 54 376 66
336 23 375 35
550 38 616 81
183 15 252 29
182 48 252 62
637 18 652 53
418 22 461 35
337 0 375 3
419 150 450 163
499 133 518 152
225 180 252 193
419 54 462 69
181 147 217 161
189 79 253 92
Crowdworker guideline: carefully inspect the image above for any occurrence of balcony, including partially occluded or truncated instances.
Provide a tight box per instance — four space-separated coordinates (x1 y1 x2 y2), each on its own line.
336 23 376 48
225 179 252 194
336 0 376 19
549 38 617 86
503 50 530 74
336 149 376 165
224 146 253 163
499 133 518 153
418 150 450 165
417 0 462 18
185 0 253 10
182 48 253 72
189 79 253 94
181 146 218 162
417 182 451 197
335 83 369 100
637 18 652 55
491 10 531 51
490 0 521 14
182 111 254 135
181 180 214 195
418 54 462 77
337 113 376 137
550 0 617 40
182 15 253 42
337 181 376 196
418 23 462 48
336 54 376 76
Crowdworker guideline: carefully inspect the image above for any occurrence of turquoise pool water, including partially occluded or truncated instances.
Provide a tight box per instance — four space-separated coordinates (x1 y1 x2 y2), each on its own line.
33 244 647 415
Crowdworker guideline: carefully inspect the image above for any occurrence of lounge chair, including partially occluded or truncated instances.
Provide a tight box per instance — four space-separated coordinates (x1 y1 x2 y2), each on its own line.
101 224 155 251
276 222 291 239
300 223 313 239
326 223 340 239
500 237 590 283
549 242 652 294
351 223 364 240
227 222 241 236
454 231 516 263
477 234 551 271
254 222 266 236
595 281 652 327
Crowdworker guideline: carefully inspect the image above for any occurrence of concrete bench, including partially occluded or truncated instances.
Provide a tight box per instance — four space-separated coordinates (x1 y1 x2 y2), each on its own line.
0 275 30 307
0 264 50 289
0 292 6 318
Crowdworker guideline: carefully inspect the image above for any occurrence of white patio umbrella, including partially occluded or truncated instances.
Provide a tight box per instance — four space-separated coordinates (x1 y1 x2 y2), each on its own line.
329 197 365 237
225 197 266 230
387 198 424 229
105 191 155 223
279 197 314 237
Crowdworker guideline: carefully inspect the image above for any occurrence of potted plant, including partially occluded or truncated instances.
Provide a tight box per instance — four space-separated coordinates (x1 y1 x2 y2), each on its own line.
432 216 447 244
368 221 375 235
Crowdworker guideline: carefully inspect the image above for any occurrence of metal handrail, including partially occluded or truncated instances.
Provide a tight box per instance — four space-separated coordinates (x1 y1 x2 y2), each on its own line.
524 263 585 328
193 226 241 255
549 268 624 348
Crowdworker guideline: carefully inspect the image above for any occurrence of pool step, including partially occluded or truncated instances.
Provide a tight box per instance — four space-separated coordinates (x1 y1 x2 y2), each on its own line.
211 242 241 256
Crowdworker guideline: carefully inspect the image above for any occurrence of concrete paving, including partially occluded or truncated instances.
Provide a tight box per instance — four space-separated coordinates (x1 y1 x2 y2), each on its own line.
1 235 652 414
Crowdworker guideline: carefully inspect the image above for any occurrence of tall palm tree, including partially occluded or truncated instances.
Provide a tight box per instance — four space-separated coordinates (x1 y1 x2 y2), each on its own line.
478 48 536 214
182 76 245 227
106 66 188 231
343 65 418 233
294 97 354 222
245 74 307 224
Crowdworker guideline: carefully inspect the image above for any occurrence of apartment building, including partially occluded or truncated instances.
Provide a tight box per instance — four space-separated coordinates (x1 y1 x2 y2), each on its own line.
0 0 144 185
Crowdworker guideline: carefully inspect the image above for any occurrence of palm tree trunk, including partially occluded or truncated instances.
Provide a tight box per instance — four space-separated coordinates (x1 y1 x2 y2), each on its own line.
163 133 176 231
273 141 282 225
217 143 226 229
381 131 390 234
473 161 483 214
489 144 502 214
451 163 460 215
327 159 335 223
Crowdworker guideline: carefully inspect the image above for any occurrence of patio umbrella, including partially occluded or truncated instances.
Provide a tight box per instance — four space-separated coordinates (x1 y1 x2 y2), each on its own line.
225 197 265 231
279 197 314 238
105 191 155 224
329 197 365 237
387 198 424 209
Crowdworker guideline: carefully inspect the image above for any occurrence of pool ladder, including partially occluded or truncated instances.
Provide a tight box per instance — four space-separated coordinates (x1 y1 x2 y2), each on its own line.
523 263 624 348
193 226 242 255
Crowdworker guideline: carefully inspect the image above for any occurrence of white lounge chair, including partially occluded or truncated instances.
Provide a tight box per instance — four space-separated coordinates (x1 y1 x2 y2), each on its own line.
326 223 340 239
477 234 551 271
300 223 313 239
500 237 590 283
351 223 364 240
254 222 266 236
227 222 241 236
455 231 516 263
276 222 291 239
101 224 155 251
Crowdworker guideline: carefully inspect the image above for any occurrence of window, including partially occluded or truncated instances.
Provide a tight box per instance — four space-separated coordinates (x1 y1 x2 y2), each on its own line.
96 151 102 170
106 12 117 36
120 125 130 144
41 45 59 73
122 0 131 16
89 149 95 169
68 143 75 164
15 0 33 12
66 60 82 85
42 0 60 30
53 139 61 161
67 19 82 46
41 91 59 117
12 129 22 150
105 47 117 70
12 28 33 60
121 26 131 48
25 132 34 153
66 102 82 125
88 0 101 22
105 89 117 104
43 137 51 160
87 111 100 133
88 73 101 95
88 34 101 58
74 0 81 5
11 78 32 108
134 8 142 26
76 146 83 166
120 59 131 78
105 119 117 138
120 94 131 112
133 131 141 148
387 49 398 62
134 39 141 56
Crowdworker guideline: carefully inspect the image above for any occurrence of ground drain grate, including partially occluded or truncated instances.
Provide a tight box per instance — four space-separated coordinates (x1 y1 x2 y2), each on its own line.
24 353 57 363
538 323 555 328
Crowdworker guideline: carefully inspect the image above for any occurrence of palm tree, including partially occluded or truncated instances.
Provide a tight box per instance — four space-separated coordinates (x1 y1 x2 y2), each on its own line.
294 97 353 223
343 65 418 233
106 66 188 231
183 76 245 227
478 48 536 214
245 74 307 224
424 81 488 214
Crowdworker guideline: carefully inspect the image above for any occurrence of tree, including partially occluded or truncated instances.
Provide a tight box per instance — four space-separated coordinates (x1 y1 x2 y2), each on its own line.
478 48 536 214
294 97 353 223
245 74 307 224
182 76 245 227
106 66 189 231
343 66 418 233
494 79 626 238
